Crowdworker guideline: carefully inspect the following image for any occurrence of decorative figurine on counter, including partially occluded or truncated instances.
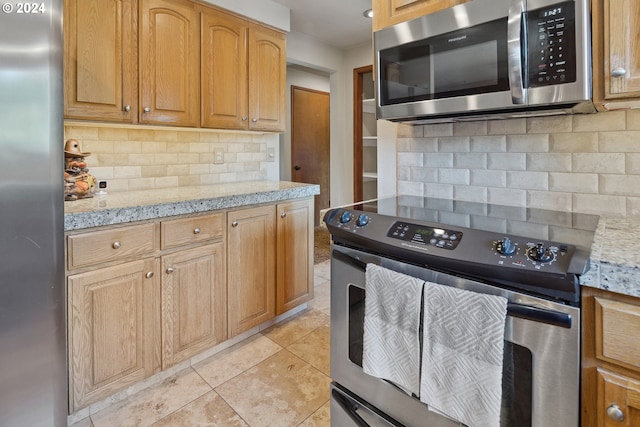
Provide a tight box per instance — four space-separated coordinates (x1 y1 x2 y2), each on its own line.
64 138 96 201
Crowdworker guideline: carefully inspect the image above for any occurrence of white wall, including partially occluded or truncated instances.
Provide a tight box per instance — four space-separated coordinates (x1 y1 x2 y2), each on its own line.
282 67 331 180
201 0 289 31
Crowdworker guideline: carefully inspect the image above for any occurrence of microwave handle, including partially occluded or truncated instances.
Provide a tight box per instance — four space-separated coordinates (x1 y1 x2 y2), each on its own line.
507 0 525 104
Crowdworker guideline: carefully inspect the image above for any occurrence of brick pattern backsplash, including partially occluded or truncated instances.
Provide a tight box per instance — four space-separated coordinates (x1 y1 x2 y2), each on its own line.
64 123 278 192
397 110 640 217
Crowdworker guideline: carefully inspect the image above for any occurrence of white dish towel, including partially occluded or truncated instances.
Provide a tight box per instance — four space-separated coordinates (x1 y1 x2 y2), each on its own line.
420 282 508 427
362 264 424 396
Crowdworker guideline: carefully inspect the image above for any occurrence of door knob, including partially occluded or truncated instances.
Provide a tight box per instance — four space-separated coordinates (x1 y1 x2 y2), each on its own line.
294 165 301 171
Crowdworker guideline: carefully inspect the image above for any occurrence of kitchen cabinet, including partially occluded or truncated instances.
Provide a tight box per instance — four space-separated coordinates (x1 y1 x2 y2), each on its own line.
592 0 640 111
354 66 378 203
582 287 640 426
160 213 226 369
276 199 314 314
67 222 161 412
139 0 200 126
227 205 276 337
63 0 136 122
372 0 470 31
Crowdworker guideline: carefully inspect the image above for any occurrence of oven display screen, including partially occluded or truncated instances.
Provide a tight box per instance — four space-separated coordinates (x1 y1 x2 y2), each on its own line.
387 221 462 250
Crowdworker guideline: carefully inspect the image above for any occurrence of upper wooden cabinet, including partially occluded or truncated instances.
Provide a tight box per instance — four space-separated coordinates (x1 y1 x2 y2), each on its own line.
201 10 285 132
63 0 136 122
139 0 200 126
372 0 470 31
592 0 640 110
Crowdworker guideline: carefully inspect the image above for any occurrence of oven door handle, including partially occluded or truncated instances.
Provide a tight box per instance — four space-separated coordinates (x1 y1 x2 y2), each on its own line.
331 388 371 427
333 248 377 271
507 303 572 328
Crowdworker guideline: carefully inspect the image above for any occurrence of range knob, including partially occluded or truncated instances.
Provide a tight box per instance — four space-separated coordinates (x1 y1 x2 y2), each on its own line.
356 214 370 227
496 238 516 255
339 210 353 224
528 243 554 263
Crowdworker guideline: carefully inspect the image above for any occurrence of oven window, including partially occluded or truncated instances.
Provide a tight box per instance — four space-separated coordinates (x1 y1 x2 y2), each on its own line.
379 17 509 106
348 285 533 426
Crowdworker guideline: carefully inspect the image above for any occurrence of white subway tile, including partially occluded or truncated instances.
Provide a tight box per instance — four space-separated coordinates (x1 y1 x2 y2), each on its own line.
424 183 454 198
424 123 453 137
507 171 548 190
487 187 526 206
128 177 155 190
454 153 487 169
88 167 114 180
397 124 423 138
599 131 640 152
487 118 526 135
527 153 571 172
572 193 626 216
398 166 411 180
627 110 640 130
128 153 155 166
114 141 142 154
507 134 549 152
471 170 507 187
454 185 487 202
424 153 453 168
549 172 598 193
488 153 526 170
141 165 168 177
439 168 470 185
573 111 625 132
549 132 598 152
113 166 141 179
600 174 640 196
411 167 438 183
411 138 438 152
526 190 573 211
453 121 488 136
527 115 572 133
470 136 507 152
155 176 179 188
437 137 470 152
398 152 424 167
398 180 424 196
573 153 625 173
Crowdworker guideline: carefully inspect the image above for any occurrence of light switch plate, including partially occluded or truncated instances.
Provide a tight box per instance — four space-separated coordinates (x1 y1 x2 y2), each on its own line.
267 147 275 162
214 149 224 164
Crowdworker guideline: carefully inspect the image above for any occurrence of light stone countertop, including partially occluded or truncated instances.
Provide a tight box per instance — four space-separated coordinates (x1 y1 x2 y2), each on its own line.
64 181 320 231
580 215 640 298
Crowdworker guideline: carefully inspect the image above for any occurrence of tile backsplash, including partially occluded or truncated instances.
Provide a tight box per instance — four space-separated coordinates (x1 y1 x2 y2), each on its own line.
396 110 640 217
64 123 279 192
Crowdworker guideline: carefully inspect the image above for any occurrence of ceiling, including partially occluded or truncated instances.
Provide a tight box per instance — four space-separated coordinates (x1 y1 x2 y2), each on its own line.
270 0 373 50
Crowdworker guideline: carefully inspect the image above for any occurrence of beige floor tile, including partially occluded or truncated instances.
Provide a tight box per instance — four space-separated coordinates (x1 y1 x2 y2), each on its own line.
68 416 93 427
193 334 282 388
287 325 330 376
298 400 330 427
263 309 330 348
90 369 212 427
314 261 331 282
215 350 331 427
307 280 330 315
150 390 249 427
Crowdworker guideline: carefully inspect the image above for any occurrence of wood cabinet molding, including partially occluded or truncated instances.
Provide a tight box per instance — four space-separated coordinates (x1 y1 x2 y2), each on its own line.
372 0 470 31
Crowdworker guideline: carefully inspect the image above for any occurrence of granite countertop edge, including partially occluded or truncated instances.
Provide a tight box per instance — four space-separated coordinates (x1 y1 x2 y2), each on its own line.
580 215 640 299
64 181 320 231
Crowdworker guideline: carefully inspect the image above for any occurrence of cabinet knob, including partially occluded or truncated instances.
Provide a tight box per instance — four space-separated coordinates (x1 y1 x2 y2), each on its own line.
606 404 624 422
145 271 154 279
280 212 287 218
193 227 201 234
231 221 239 227
143 107 151 113
124 105 131 112
242 116 248 121
166 267 175 274
112 241 121 249
611 68 627 78
252 118 258 123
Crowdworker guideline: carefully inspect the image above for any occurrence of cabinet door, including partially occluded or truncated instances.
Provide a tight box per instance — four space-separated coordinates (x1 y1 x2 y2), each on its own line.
68 258 160 412
64 0 135 122
597 369 640 426
227 205 276 337
276 199 314 315
161 243 226 369
201 9 249 129
139 0 200 126
248 26 286 132
372 0 470 31
604 0 640 99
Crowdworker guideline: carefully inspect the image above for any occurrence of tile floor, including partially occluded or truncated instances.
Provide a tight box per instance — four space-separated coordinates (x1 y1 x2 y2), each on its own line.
69 260 332 427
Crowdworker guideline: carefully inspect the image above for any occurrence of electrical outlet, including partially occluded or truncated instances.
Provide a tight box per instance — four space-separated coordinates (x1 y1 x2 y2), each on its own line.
214 149 224 164
266 147 275 162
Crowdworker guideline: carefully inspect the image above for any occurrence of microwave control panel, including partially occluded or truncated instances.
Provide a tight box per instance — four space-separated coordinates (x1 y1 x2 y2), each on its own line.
526 1 576 87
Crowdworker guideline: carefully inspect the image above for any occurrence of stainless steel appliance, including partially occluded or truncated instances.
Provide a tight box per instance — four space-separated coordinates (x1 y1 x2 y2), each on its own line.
0 1 66 426
374 0 594 123
325 197 597 427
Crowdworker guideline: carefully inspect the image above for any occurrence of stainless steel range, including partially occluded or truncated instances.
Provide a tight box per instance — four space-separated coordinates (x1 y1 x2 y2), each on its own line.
324 196 597 427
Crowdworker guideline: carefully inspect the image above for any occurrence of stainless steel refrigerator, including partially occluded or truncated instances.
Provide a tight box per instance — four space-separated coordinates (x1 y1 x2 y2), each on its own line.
0 1 67 426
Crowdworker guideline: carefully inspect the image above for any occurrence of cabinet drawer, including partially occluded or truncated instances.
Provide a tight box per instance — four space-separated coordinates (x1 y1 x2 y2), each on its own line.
161 213 224 249
67 223 157 269
595 297 640 371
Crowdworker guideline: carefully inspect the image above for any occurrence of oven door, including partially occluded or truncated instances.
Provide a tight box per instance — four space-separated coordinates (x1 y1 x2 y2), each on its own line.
330 244 580 427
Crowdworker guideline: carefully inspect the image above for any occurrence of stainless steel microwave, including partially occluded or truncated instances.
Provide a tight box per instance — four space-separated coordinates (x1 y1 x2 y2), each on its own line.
374 0 595 123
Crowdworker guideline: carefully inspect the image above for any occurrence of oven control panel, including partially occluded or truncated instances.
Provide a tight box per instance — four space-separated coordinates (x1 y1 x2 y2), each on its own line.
387 221 462 250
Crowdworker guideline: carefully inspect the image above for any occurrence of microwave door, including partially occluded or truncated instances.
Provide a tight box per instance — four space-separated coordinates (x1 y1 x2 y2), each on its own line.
507 0 526 105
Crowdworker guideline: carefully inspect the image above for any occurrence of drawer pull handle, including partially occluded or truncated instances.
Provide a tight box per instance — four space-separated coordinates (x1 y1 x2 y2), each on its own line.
193 227 201 234
280 212 287 218
145 272 154 279
611 68 627 78
607 404 624 422
112 241 121 249
166 267 175 274
232 221 239 227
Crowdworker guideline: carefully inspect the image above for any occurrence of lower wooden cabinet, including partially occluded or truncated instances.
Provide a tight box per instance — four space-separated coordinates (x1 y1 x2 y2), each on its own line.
582 287 640 427
67 258 160 412
276 199 314 314
227 205 276 337
161 243 226 369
